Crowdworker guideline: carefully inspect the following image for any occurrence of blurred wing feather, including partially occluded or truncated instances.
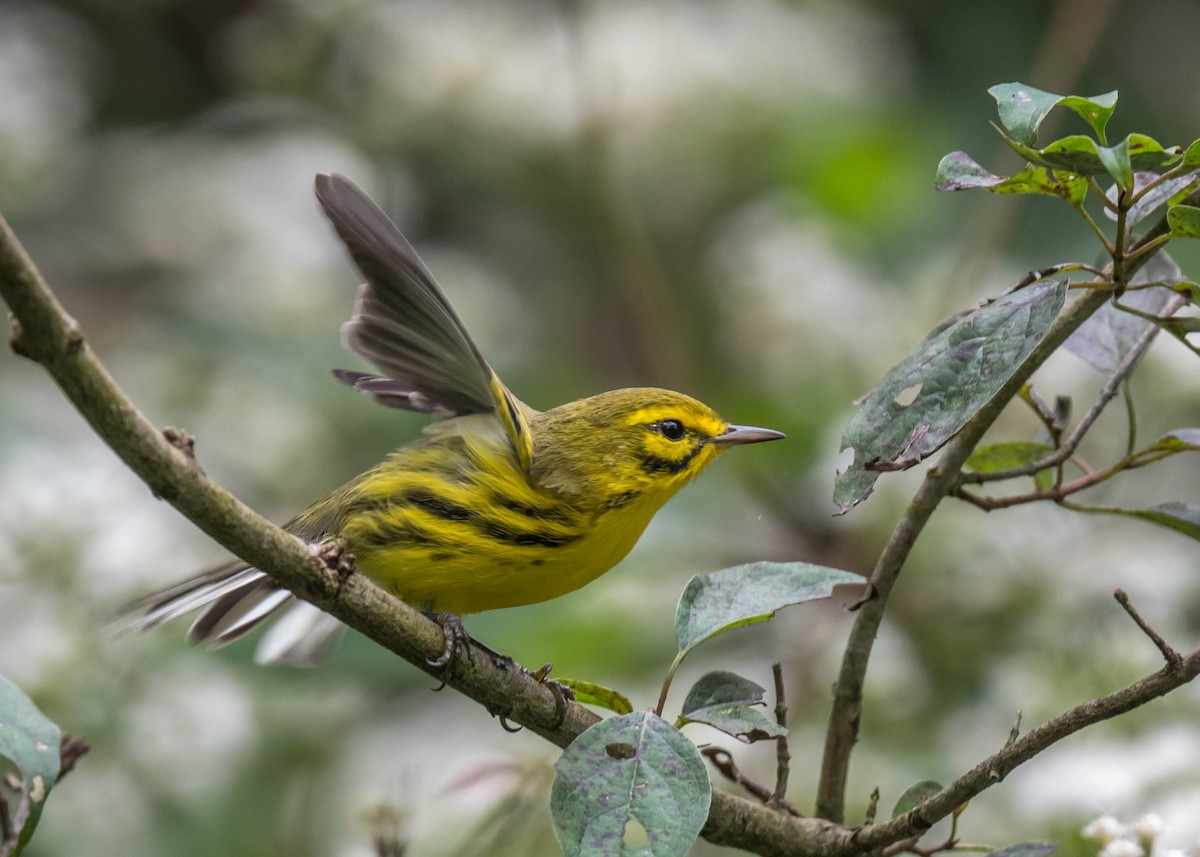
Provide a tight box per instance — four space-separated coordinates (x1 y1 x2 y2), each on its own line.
315 172 534 469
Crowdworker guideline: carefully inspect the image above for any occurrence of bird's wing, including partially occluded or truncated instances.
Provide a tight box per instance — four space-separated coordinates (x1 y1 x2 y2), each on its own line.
314 172 534 471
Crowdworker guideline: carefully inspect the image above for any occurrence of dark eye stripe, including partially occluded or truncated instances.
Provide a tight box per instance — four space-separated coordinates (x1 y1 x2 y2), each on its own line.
640 444 704 475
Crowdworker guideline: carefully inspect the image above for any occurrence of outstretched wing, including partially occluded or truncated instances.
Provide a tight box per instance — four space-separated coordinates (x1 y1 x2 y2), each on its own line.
314 172 535 469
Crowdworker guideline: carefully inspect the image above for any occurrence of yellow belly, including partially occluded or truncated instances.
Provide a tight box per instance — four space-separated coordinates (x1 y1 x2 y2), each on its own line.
353 489 671 614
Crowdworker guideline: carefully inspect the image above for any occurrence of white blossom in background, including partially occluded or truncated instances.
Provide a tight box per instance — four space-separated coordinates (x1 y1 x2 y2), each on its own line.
1132 813 1167 843
1085 816 1132 846
1101 839 1146 857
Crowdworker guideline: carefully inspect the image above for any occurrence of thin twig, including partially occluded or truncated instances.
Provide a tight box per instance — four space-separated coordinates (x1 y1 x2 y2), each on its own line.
701 747 802 817
852 645 1200 850
864 788 880 826
769 663 794 812
1006 710 1023 747
1114 589 1182 667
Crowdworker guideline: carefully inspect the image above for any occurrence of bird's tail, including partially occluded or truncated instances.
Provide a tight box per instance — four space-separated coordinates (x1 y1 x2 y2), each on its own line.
115 561 345 666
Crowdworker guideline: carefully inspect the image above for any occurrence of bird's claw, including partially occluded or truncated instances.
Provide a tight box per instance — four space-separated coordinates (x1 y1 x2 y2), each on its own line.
527 662 574 729
426 611 472 676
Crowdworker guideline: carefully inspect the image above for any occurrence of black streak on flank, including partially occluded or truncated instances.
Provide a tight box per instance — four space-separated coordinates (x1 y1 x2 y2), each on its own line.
359 517 438 549
404 489 581 549
491 491 576 524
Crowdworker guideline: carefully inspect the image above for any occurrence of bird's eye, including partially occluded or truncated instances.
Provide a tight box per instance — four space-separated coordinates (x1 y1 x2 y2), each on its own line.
657 419 686 441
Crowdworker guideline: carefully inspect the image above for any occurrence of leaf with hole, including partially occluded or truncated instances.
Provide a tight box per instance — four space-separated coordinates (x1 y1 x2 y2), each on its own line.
675 562 863 655
835 278 1066 511
552 711 709 857
0 674 62 856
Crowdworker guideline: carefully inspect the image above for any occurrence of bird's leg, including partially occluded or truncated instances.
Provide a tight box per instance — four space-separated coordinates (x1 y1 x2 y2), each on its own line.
422 614 573 729
426 611 472 671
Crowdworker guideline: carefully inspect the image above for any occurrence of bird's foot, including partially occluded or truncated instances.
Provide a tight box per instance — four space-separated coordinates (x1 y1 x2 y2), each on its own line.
526 663 575 729
315 539 355 590
426 611 472 673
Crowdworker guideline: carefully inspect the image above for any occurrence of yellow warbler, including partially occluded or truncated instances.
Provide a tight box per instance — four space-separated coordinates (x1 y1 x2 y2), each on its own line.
124 173 783 665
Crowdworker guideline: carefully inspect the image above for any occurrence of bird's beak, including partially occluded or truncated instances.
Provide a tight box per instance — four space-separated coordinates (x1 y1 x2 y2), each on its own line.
710 424 786 446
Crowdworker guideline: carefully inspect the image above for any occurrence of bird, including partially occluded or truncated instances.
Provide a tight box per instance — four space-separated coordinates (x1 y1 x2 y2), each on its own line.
120 172 784 667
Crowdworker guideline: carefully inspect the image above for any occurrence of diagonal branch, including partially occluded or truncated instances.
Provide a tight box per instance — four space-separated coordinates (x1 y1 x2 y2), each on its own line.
853 645 1200 850
814 208 1179 823
0 211 843 857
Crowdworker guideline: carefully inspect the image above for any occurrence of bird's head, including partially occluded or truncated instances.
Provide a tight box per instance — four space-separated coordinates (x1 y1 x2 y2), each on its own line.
530 387 783 507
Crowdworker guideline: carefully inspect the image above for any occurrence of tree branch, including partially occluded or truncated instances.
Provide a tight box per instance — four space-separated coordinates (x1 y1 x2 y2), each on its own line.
0 211 847 856
853 645 1200 850
814 285 1110 822
5 190 1195 856
814 207 1178 823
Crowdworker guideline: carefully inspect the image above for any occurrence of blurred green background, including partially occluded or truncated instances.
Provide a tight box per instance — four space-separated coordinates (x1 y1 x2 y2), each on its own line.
2 0 1199 855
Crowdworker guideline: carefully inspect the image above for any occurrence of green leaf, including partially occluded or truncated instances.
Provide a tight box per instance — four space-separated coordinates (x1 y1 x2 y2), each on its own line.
1183 138 1200 167
1167 280 1200 302
1003 168 1087 205
1064 253 1179 373
675 562 863 654
987 83 1102 146
676 672 785 743
1147 428 1200 453
964 441 1055 474
989 82 1062 145
836 279 1067 511
680 671 766 711
1096 136 1133 189
1168 204 1200 238
1126 502 1200 542
1059 92 1118 138
0 675 62 855
1001 132 1179 177
557 680 634 716
934 154 1085 204
892 780 942 817
987 843 1059 857
552 712 710 857
677 703 785 744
